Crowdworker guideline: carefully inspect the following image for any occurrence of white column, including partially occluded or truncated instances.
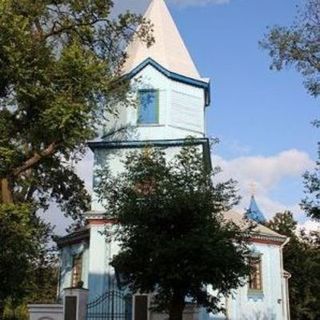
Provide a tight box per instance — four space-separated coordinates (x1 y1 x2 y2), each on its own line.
87 222 109 300
63 288 88 320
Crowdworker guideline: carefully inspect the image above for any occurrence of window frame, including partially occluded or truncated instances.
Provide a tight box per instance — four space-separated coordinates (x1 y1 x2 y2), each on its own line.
71 253 83 288
248 255 263 294
137 89 160 125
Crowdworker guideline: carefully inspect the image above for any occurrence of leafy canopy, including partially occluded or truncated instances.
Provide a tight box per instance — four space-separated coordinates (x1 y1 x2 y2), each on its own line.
267 211 320 319
261 0 320 219
0 203 55 315
0 0 153 313
0 0 153 218
96 143 251 320
260 0 320 97
301 137 320 220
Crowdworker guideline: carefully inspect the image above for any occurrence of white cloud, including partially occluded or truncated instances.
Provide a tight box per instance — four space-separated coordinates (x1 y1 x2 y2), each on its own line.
75 148 314 221
48 148 314 235
214 149 314 193
298 220 320 233
213 149 315 219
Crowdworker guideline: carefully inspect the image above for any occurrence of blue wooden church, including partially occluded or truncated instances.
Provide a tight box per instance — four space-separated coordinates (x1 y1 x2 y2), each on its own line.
56 1 291 319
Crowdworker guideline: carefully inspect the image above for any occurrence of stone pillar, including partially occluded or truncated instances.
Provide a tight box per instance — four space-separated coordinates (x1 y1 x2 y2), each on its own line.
63 288 88 320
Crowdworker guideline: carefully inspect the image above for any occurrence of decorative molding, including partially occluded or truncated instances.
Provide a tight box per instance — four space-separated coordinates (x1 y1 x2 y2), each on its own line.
87 219 116 225
247 290 264 301
88 137 209 149
88 138 212 171
250 233 288 246
56 229 90 248
82 211 106 220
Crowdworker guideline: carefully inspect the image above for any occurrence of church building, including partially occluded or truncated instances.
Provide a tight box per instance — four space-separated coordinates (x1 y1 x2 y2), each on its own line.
57 0 291 319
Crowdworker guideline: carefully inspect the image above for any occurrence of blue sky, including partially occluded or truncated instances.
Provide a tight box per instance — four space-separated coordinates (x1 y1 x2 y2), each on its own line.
48 0 319 234
119 0 319 225
171 0 318 223
173 0 318 157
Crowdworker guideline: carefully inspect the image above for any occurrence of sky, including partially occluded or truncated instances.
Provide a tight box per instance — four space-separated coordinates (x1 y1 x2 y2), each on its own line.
47 0 319 234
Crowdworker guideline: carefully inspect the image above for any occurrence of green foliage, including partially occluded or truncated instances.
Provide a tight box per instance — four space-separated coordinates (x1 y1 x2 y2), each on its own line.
0 0 153 216
0 1 153 309
4 302 29 320
96 143 251 320
28 250 59 304
0 203 57 315
261 0 320 220
260 0 320 97
301 139 320 220
267 211 320 320
0 204 37 306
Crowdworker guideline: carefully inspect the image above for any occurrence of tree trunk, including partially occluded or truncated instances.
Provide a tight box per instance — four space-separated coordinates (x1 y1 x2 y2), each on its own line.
168 293 185 320
1 178 13 204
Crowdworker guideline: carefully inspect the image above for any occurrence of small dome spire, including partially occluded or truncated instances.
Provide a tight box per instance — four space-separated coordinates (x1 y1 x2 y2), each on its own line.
245 195 266 224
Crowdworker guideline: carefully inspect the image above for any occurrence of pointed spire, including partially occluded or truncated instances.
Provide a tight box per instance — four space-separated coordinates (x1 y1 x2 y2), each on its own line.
245 195 266 224
123 0 201 80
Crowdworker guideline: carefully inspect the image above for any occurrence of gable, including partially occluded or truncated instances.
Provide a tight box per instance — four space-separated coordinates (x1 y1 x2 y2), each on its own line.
127 58 211 106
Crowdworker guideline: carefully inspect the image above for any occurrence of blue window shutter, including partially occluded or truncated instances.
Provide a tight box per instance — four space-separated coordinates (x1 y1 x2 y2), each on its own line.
138 89 159 124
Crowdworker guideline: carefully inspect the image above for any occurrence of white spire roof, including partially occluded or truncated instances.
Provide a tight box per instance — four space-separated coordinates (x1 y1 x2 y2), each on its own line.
123 0 201 80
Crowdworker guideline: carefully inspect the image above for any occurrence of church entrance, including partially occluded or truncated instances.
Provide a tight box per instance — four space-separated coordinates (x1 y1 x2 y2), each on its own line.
86 289 132 320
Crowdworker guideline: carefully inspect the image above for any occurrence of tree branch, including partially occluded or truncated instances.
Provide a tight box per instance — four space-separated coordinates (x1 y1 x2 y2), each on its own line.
13 142 58 178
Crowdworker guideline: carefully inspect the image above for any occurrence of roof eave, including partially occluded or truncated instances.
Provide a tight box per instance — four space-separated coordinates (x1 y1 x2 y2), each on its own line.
88 138 212 172
56 229 90 248
124 58 211 107
250 232 289 245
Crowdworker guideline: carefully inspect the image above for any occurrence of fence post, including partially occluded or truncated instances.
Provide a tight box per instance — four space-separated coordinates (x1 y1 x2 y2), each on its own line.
63 288 89 320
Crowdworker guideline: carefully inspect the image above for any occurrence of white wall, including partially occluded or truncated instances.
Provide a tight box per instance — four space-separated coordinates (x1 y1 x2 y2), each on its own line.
224 242 286 320
102 64 206 141
59 242 89 297
28 305 63 320
87 224 113 301
92 144 205 211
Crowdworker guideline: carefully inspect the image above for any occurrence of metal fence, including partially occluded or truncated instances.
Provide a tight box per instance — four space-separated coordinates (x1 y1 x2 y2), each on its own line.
86 290 132 320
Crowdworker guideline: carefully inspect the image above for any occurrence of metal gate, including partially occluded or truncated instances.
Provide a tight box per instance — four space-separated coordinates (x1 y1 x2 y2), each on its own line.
86 290 132 320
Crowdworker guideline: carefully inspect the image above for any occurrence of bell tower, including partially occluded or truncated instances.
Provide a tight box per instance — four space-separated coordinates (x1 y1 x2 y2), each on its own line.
88 0 211 231
102 0 211 142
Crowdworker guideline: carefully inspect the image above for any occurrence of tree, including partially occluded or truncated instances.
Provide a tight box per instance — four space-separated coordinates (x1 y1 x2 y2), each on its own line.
261 0 320 220
0 0 153 217
0 1 153 310
260 0 320 97
2 222 59 320
267 211 320 319
301 139 320 219
96 144 251 320
0 203 56 317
